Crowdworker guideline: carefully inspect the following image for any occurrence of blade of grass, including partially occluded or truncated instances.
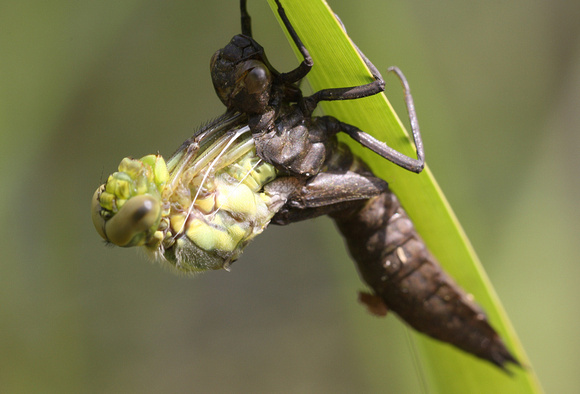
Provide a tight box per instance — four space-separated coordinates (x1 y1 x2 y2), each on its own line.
267 0 542 392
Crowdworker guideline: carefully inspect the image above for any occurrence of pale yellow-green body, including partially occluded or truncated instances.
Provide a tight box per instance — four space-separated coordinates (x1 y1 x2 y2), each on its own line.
92 120 282 274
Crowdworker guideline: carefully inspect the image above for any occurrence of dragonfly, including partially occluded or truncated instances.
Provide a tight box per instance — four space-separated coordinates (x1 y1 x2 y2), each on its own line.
91 0 519 371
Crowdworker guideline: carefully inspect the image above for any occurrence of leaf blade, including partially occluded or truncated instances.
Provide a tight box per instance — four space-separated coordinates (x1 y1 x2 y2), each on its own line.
267 0 542 392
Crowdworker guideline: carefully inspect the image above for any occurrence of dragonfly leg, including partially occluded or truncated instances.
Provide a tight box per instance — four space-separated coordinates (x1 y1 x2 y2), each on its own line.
240 0 252 37
295 9 389 116
333 11 385 83
273 0 314 84
314 114 424 173
302 79 385 117
270 171 387 225
297 46 423 173
386 66 425 172
302 10 425 173
340 114 424 173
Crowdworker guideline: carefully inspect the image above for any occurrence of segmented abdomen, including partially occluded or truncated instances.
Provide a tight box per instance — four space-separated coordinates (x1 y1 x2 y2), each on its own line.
332 184 519 369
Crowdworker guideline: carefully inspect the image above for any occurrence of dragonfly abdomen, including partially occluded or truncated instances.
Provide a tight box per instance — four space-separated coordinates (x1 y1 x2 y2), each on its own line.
332 183 519 369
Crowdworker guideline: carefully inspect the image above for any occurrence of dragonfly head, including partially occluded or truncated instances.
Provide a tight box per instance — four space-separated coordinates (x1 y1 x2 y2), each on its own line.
211 35 273 114
92 155 169 248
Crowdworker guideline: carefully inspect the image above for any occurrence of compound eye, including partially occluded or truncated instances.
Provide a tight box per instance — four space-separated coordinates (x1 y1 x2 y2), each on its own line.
102 195 161 247
244 63 271 94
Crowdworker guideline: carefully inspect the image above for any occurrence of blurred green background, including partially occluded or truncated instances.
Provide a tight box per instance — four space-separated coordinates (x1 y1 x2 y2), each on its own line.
1 0 578 392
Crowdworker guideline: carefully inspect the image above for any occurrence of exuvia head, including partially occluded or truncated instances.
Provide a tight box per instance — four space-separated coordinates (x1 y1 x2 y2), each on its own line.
210 35 274 114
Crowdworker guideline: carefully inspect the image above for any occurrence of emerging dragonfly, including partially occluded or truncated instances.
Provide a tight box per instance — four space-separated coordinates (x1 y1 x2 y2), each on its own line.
92 0 519 370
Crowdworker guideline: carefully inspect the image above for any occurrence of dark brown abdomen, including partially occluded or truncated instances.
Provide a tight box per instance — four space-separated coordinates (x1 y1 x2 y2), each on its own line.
332 190 519 369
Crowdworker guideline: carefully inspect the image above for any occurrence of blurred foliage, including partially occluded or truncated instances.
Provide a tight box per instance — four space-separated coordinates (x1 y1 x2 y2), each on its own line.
0 0 578 392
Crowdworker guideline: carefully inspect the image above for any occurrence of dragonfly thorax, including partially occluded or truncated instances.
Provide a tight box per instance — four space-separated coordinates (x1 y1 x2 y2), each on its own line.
159 125 280 273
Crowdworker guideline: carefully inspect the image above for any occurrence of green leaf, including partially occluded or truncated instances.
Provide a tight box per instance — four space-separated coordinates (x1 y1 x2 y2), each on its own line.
267 0 542 392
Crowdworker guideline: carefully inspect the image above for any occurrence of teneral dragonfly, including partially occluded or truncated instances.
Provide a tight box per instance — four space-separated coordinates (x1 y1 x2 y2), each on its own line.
91 0 520 370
